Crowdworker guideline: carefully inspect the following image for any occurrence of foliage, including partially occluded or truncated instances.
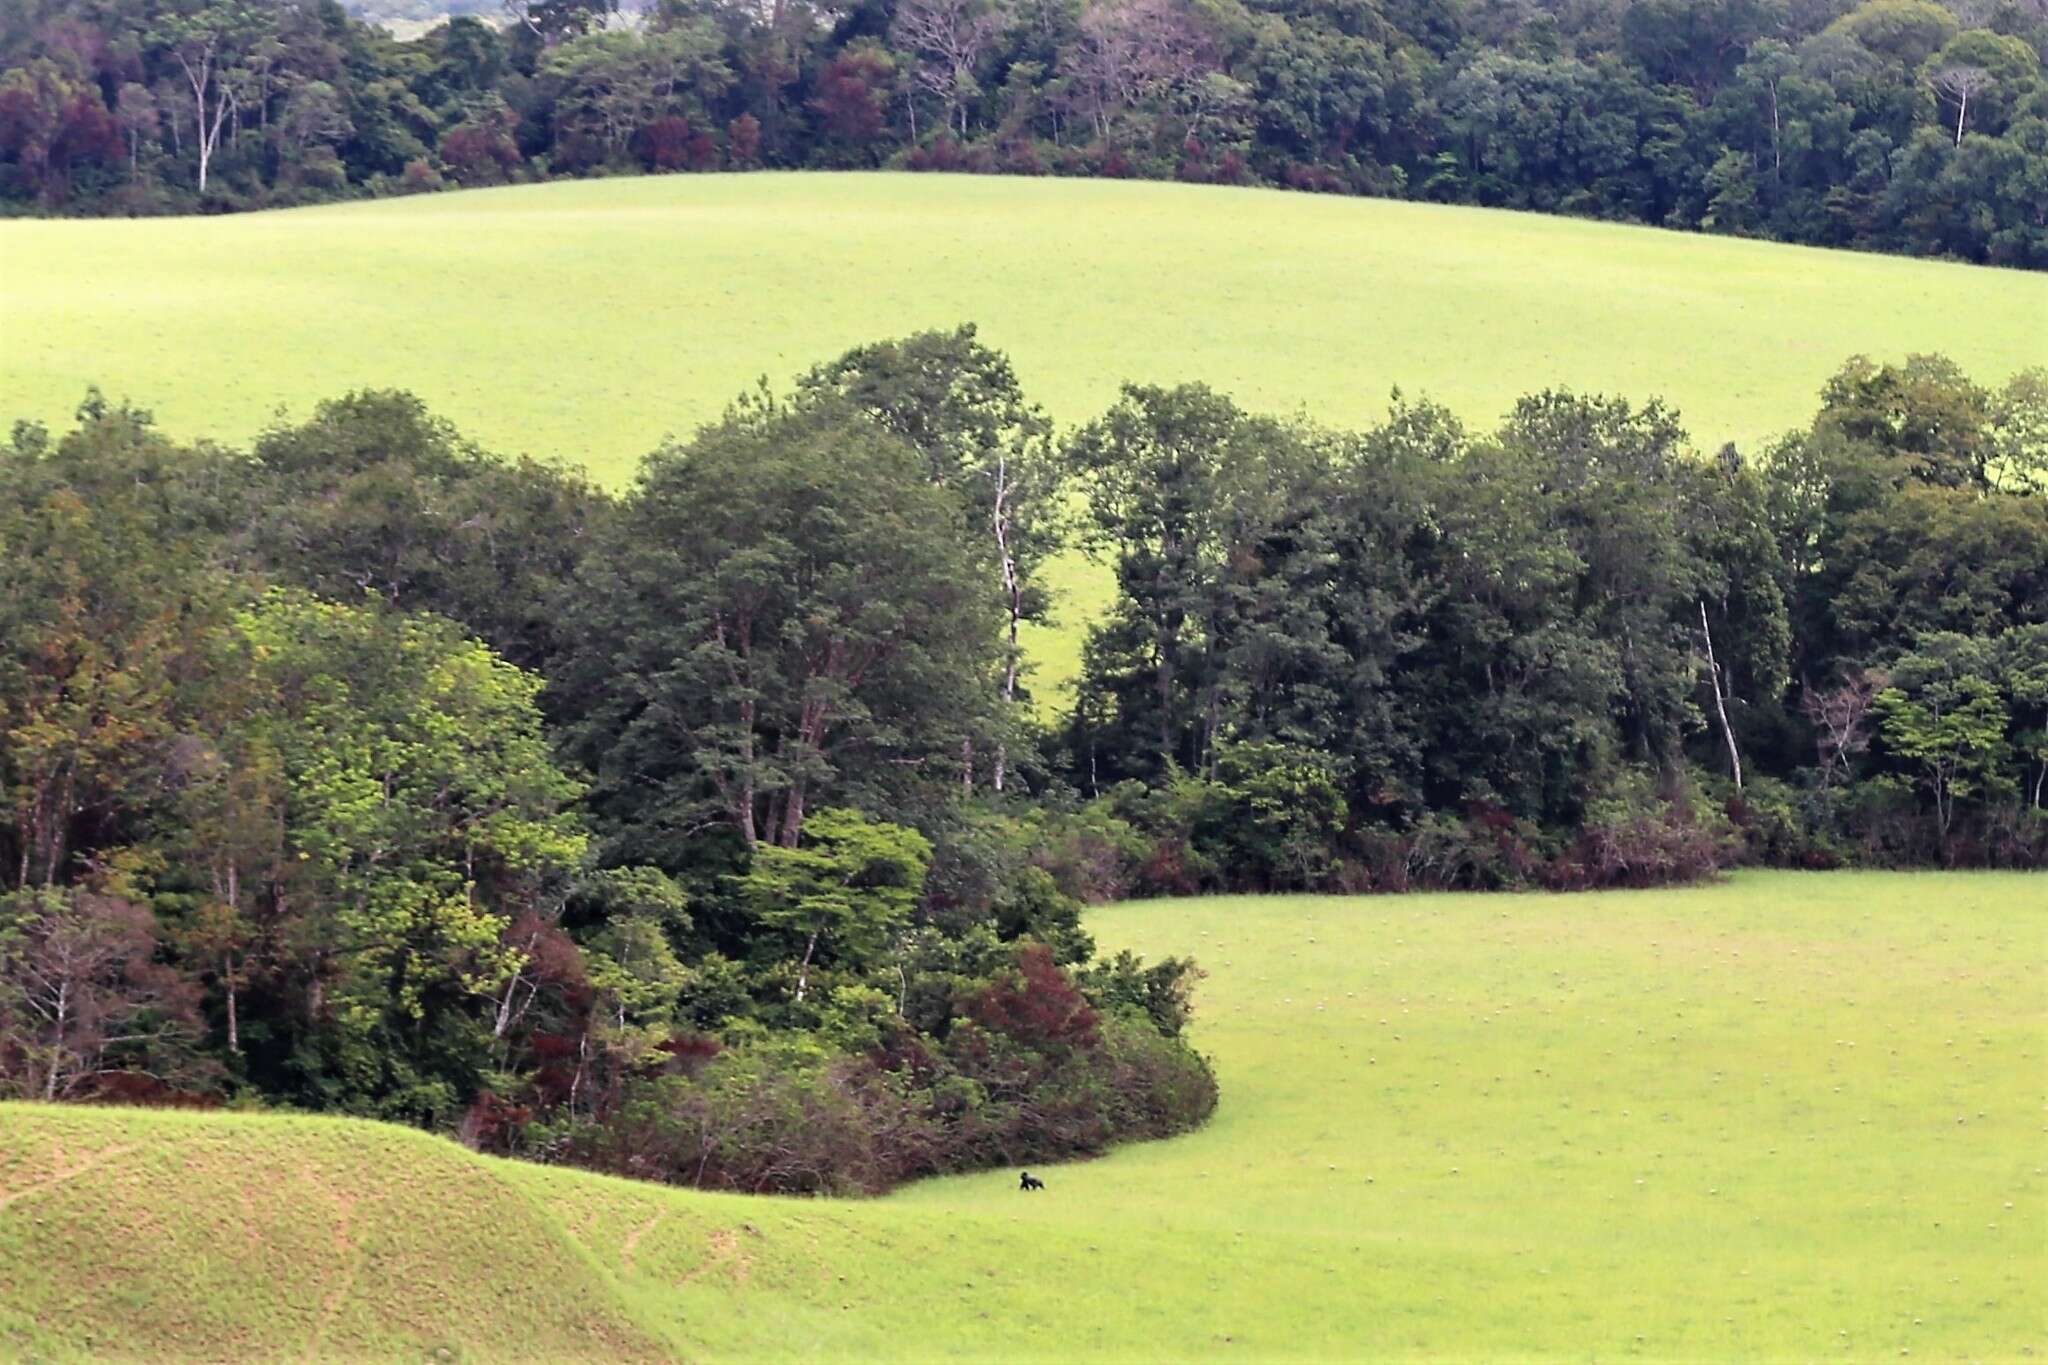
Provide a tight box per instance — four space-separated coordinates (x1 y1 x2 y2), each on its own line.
739 808 931 1004
226 589 589 1120
556 387 1002 856
556 942 1215 1195
0 888 212 1101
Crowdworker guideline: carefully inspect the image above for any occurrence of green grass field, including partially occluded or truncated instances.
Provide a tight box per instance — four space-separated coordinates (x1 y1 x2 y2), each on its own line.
4 870 2041 1361
4 174 2046 693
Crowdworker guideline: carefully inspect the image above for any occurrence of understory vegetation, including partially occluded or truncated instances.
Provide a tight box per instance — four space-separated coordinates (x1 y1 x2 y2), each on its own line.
1 331 2043 1191
3 0 2048 264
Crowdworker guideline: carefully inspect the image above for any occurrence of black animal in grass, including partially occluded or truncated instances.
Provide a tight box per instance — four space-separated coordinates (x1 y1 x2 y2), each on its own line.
1018 1171 1045 1191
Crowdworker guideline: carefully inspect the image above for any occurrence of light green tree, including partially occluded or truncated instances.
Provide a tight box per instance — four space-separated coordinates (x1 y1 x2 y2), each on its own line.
1874 634 2012 854
235 590 587 1118
739 808 931 1003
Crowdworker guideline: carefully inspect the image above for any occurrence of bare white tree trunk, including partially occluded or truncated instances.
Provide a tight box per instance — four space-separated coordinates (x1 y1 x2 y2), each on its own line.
1698 601 1743 792
991 447 1023 792
795 926 821 1002
174 43 236 195
1930 66 1993 147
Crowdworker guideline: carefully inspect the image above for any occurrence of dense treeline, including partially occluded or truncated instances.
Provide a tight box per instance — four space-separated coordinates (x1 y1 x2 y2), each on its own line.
1065 357 2047 885
2 336 2044 1191
2 0 2046 264
0 368 1213 1192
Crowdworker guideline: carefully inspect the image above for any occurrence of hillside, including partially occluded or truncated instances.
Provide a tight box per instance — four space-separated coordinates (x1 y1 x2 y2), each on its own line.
4 871 2042 1361
6 176 2042 476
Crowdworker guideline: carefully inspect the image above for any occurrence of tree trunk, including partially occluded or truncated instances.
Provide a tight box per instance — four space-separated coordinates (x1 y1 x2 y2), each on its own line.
43 768 75 889
1768 80 1782 185
177 47 233 196
569 1029 588 1115
1699 601 1743 792
738 698 758 847
779 782 807 849
796 926 820 1002
1156 581 1182 768
1935 763 1954 862
45 978 68 1101
223 956 240 1055
993 454 1022 794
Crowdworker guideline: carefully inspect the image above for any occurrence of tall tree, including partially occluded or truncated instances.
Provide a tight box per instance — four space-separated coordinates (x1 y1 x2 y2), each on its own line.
0 404 229 893
797 326 1063 790
148 0 277 193
1068 384 1324 781
559 393 1001 857
0 889 210 1101
1874 633 2013 856
891 0 1007 136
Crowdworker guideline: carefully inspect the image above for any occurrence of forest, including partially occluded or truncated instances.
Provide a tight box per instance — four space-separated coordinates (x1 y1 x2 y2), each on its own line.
1 334 2043 1191
1 0 2045 264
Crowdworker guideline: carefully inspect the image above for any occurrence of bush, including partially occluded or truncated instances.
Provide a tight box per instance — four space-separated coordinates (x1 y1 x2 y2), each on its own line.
1363 809 1545 892
1027 804 1146 905
922 810 1092 961
398 158 445 194
1551 770 1735 889
903 138 993 174
1210 741 1350 891
1720 774 1838 868
633 115 719 172
1079 949 1204 1039
558 1045 879 1194
547 944 1215 1195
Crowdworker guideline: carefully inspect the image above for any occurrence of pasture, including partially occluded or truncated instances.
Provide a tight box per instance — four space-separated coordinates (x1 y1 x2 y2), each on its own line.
3 870 2041 1361
7 175 2045 469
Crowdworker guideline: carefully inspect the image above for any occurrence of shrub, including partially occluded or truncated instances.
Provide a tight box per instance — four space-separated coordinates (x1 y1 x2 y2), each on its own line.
633 115 718 172
904 138 992 174
438 121 517 184
727 113 762 167
1210 741 1350 891
1720 774 1836 867
546 944 1215 1195
1554 770 1736 890
1080 949 1204 1039
398 158 445 194
1027 805 1146 905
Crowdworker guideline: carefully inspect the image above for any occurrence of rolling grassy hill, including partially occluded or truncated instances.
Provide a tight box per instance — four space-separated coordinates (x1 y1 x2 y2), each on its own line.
7 175 2044 471
4 870 2042 1361
3 174 2045 693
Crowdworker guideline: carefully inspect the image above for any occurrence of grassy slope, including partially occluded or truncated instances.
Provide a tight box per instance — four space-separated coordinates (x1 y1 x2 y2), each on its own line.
4 174 2045 694
3 870 2042 1361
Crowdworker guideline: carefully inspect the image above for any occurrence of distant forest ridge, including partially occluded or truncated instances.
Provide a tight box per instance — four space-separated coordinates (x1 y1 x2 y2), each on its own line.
342 0 644 26
1 0 2045 265
348 0 500 21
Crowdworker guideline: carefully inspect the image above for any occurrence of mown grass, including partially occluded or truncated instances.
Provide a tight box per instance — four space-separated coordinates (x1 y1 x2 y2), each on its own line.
3 869 2042 1361
3 174 2045 695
